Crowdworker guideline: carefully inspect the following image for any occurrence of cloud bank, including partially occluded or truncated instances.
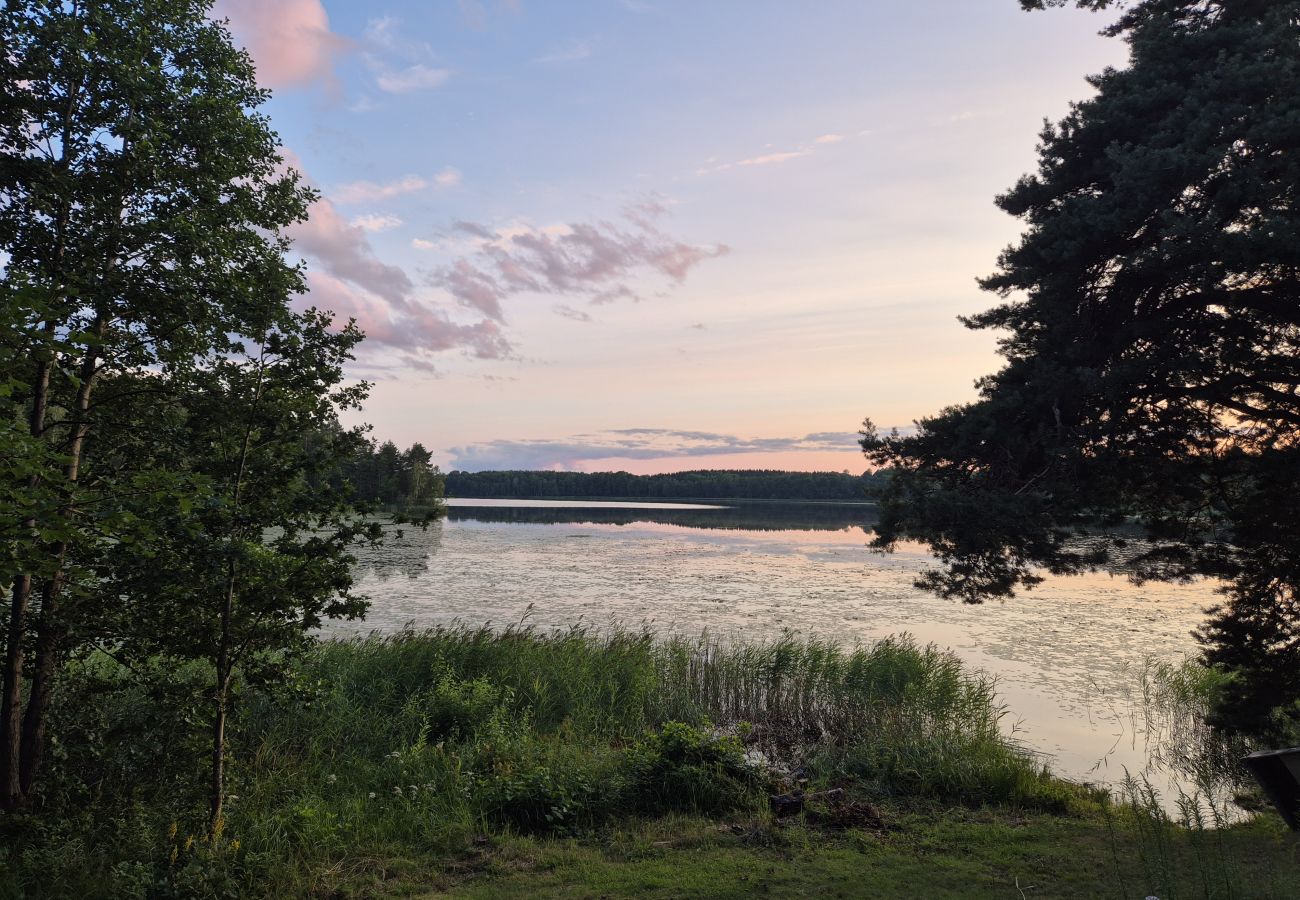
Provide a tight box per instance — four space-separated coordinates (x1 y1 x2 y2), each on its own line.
448 429 863 471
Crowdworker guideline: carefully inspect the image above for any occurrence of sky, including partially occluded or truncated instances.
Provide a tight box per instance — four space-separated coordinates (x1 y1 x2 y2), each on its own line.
212 0 1127 474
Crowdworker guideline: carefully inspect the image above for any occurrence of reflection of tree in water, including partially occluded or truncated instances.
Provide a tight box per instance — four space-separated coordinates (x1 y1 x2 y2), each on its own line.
351 520 443 580
447 502 879 533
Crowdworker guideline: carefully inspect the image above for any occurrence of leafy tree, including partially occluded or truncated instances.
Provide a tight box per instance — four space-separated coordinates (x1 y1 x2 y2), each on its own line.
862 0 1300 737
341 439 445 507
104 311 377 827
0 0 313 809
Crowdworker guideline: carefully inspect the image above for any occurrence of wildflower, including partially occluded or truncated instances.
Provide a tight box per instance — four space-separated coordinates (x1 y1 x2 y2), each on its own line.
388 751 401 759
326 774 337 784
393 785 403 796
368 791 376 799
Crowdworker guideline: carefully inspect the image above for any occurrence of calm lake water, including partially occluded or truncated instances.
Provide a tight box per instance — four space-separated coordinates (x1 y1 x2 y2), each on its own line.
335 498 1223 803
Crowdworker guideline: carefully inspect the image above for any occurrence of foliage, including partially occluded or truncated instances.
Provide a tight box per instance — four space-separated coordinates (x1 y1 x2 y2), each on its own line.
101 309 378 824
0 628 1110 895
340 440 445 508
862 0 1300 737
4 629 1297 897
0 0 394 830
0 0 325 809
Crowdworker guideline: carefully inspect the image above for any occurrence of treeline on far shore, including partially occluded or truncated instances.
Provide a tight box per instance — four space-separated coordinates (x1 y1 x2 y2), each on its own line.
444 468 887 502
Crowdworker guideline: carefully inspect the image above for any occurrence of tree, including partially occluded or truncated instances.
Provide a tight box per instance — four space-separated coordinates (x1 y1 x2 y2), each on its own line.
103 310 377 828
862 0 1300 737
0 0 313 809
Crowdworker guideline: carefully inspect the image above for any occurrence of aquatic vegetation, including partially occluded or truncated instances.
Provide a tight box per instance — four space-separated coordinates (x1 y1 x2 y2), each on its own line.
1 627 1291 898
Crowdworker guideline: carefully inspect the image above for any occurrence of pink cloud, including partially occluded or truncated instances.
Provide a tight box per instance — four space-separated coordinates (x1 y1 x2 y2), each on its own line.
303 271 511 362
431 208 729 320
280 152 511 366
333 175 429 205
288 198 413 306
737 150 809 166
214 0 348 90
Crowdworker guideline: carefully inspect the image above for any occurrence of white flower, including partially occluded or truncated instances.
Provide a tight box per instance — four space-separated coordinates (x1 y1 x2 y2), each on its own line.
368 792 376 799
393 785 403 796
326 774 337 784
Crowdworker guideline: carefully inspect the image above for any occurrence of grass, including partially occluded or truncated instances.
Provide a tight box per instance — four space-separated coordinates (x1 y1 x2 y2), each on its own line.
1 626 1296 898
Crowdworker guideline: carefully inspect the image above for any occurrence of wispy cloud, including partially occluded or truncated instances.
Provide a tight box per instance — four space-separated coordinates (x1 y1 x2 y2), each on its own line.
362 16 452 93
737 150 809 167
376 63 452 93
696 130 851 176
448 429 864 470
553 304 593 322
333 175 429 204
429 202 728 321
282 151 511 367
350 214 404 232
214 0 348 90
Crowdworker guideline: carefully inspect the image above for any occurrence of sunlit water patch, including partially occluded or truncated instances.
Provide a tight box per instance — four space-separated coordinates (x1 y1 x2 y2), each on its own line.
330 500 1229 808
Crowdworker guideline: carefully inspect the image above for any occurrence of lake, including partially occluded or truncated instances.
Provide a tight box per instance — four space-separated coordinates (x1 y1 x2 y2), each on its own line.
336 498 1223 804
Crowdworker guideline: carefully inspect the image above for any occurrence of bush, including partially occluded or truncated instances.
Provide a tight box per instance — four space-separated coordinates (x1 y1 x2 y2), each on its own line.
623 722 765 816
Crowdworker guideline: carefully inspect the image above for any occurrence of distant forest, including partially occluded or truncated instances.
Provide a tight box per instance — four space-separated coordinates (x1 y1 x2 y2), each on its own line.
444 469 883 502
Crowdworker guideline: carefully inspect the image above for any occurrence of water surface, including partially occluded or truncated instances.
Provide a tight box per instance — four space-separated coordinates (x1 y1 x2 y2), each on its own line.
338 499 1221 803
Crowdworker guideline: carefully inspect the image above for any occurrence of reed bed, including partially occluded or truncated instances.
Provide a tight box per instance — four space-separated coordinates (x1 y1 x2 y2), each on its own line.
0 625 1118 897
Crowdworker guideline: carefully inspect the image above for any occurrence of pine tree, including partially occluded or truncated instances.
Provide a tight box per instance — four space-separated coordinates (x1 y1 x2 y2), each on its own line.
863 0 1300 736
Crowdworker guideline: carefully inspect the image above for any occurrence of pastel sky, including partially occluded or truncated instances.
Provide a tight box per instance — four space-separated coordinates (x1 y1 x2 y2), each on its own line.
213 0 1125 474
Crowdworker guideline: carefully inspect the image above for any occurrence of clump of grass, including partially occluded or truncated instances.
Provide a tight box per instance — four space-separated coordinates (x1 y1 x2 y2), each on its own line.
1130 656 1252 792
1106 771 1254 900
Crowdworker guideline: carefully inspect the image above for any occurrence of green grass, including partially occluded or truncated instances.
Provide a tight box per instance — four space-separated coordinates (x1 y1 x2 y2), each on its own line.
1 627 1295 898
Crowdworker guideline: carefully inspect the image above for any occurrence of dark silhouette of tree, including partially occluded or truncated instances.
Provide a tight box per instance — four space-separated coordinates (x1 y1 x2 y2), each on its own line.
863 0 1300 738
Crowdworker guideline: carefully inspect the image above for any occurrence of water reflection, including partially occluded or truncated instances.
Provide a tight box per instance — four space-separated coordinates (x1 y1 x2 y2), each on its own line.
352 521 443 581
446 499 879 532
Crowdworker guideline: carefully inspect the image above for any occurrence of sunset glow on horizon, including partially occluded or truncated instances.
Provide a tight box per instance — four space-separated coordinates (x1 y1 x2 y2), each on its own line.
214 0 1126 473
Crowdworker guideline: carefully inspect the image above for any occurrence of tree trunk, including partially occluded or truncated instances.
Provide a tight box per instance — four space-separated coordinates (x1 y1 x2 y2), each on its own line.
0 574 33 811
1 16 91 812
209 669 229 830
19 568 68 794
10 335 100 806
0 355 53 811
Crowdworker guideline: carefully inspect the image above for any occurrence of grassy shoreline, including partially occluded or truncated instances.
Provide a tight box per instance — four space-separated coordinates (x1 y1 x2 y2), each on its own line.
2 627 1295 897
